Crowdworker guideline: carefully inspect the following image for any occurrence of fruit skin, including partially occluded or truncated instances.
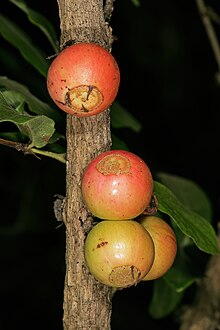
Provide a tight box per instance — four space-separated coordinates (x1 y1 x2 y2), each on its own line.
84 220 155 288
139 216 177 281
81 150 154 220
47 42 120 117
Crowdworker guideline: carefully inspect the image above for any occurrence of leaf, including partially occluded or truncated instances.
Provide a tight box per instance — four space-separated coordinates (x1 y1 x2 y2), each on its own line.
0 131 22 141
154 181 219 255
156 172 213 221
0 76 63 122
9 0 59 52
1 90 25 113
148 278 184 319
111 134 129 151
0 92 55 148
131 0 141 7
0 14 49 77
110 101 142 132
163 251 200 292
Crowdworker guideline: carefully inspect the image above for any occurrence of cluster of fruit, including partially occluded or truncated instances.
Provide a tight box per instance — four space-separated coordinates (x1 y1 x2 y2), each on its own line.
47 43 177 288
81 149 177 288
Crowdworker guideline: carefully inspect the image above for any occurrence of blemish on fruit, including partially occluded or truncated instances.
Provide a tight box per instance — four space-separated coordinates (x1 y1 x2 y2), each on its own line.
65 85 103 113
143 192 158 215
96 241 108 248
96 154 131 175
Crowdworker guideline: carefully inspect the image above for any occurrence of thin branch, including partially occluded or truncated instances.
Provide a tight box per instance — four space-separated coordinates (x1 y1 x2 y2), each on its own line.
0 138 35 155
206 6 220 25
196 0 220 72
0 138 66 163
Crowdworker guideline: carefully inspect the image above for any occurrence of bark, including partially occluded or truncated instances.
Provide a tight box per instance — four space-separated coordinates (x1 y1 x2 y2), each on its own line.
179 223 220 330
56 0 116 329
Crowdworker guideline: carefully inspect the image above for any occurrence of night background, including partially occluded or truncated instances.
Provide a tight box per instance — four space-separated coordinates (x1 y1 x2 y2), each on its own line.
0 0 220 329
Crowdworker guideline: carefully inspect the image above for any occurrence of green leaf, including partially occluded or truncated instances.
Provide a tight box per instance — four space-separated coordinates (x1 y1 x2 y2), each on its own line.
9 0 59 52
1 90 25 113
154 181 219 255
110 101 142 132
163 251 199 292
148 278 184 319
0 76 63 122
156 172 213 221
0 131 23 141
0 14 49 77
111 134 129 151
131 0 141 7
0 92 55 148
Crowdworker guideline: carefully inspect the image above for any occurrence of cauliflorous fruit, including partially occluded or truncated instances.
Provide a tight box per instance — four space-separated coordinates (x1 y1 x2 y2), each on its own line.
81 150 154 220
85 220 155 288
47 42 120 117
140 216 177 280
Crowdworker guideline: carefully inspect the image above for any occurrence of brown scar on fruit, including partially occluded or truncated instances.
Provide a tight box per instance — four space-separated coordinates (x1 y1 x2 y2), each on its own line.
130 266 141 282
130 265 135 279
62 85 104 112
96 241 108 248
87 85 94 100
65 92 72 107
96 154 131 175
81 104 89 112
143 192 158 215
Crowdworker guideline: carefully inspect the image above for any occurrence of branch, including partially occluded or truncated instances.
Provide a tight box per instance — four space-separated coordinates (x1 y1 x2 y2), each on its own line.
179 223 220 330
0 138 66 163
0 138 35 155
195 0 220 76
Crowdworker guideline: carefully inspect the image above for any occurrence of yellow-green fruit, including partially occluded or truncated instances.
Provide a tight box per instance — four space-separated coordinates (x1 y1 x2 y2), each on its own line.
85 220 155 288
140 216 177 281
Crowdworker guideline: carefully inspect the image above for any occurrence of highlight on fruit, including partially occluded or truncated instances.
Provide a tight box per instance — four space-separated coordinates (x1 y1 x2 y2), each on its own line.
47 42 120 117
81 150 154 220
139 216 177 281
84 220 155 288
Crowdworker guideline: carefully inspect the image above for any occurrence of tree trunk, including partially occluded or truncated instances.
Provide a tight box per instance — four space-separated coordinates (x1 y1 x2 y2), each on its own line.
56 0 115 329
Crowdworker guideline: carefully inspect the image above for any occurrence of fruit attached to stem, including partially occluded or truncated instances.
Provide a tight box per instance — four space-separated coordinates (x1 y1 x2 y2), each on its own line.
85 220 155 288
47 42 120 117
81 150 154 220
140 216 177 281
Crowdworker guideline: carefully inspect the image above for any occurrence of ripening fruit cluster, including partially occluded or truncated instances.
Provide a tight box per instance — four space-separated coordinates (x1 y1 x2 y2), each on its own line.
47 43 177 288
82 150 177 288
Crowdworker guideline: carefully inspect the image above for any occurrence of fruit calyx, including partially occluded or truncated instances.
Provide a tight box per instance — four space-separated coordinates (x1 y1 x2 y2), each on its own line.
109 265 141 288
65 84 104 113
96 154 131 175
142 192 158 216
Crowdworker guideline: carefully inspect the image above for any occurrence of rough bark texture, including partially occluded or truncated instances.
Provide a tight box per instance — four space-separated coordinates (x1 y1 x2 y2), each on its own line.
56 0 115 329
179 223 220 330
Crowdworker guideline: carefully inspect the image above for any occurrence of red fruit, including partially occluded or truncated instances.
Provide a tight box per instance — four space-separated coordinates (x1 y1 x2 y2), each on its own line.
47 42 120 117
81 150 154 220
84 220 155 288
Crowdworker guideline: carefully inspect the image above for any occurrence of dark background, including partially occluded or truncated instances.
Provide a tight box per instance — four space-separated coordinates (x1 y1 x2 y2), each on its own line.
0 0 220 329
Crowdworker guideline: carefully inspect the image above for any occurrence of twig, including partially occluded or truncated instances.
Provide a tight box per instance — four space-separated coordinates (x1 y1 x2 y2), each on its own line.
196 0 220 73
0 138 35 155
0 138 66 163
